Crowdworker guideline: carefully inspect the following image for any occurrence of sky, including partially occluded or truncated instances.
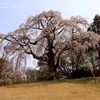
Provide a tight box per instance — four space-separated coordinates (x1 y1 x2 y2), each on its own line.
0 0 100 68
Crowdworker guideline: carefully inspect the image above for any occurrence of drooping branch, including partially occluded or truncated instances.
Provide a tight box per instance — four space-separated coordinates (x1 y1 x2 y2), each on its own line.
1 10 99 78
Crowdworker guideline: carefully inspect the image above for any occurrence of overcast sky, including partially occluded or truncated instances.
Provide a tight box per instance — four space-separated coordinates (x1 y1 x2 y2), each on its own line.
0 0 100 68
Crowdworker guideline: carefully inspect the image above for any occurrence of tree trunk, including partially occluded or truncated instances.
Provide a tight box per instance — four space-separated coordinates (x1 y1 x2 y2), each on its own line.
48 64 57 80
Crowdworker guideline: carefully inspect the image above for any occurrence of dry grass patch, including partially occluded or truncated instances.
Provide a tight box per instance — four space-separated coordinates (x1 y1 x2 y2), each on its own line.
0 82 100 100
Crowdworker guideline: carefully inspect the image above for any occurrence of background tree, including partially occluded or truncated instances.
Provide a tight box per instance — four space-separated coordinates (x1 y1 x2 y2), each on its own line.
37 61 49 80
0 58 13 79
88 14 100 72
26 67 38 82
0 58 6 79
88 14 100 34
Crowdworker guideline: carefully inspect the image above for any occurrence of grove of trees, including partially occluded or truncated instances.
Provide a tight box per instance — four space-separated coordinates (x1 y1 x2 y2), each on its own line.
0 10 100 81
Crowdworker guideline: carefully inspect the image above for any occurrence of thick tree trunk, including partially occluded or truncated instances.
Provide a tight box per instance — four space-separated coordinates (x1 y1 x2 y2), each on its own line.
48 64 57 80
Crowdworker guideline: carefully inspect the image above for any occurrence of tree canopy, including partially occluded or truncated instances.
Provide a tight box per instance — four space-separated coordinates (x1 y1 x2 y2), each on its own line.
0 10 100 78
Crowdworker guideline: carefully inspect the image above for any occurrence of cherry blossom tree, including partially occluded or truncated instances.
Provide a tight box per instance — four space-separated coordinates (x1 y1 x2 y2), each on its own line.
0 10 100 78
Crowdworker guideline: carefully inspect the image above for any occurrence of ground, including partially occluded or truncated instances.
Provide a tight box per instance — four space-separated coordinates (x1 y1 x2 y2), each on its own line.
0 80 100 100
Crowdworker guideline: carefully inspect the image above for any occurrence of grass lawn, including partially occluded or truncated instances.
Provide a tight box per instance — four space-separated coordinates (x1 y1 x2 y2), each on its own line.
0 80 100 100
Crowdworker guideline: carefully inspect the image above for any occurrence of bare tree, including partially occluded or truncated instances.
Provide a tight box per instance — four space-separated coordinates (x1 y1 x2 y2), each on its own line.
0 10 100 79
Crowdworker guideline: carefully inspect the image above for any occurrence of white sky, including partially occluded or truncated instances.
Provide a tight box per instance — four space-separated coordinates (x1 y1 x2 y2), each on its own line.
0 0 100 68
